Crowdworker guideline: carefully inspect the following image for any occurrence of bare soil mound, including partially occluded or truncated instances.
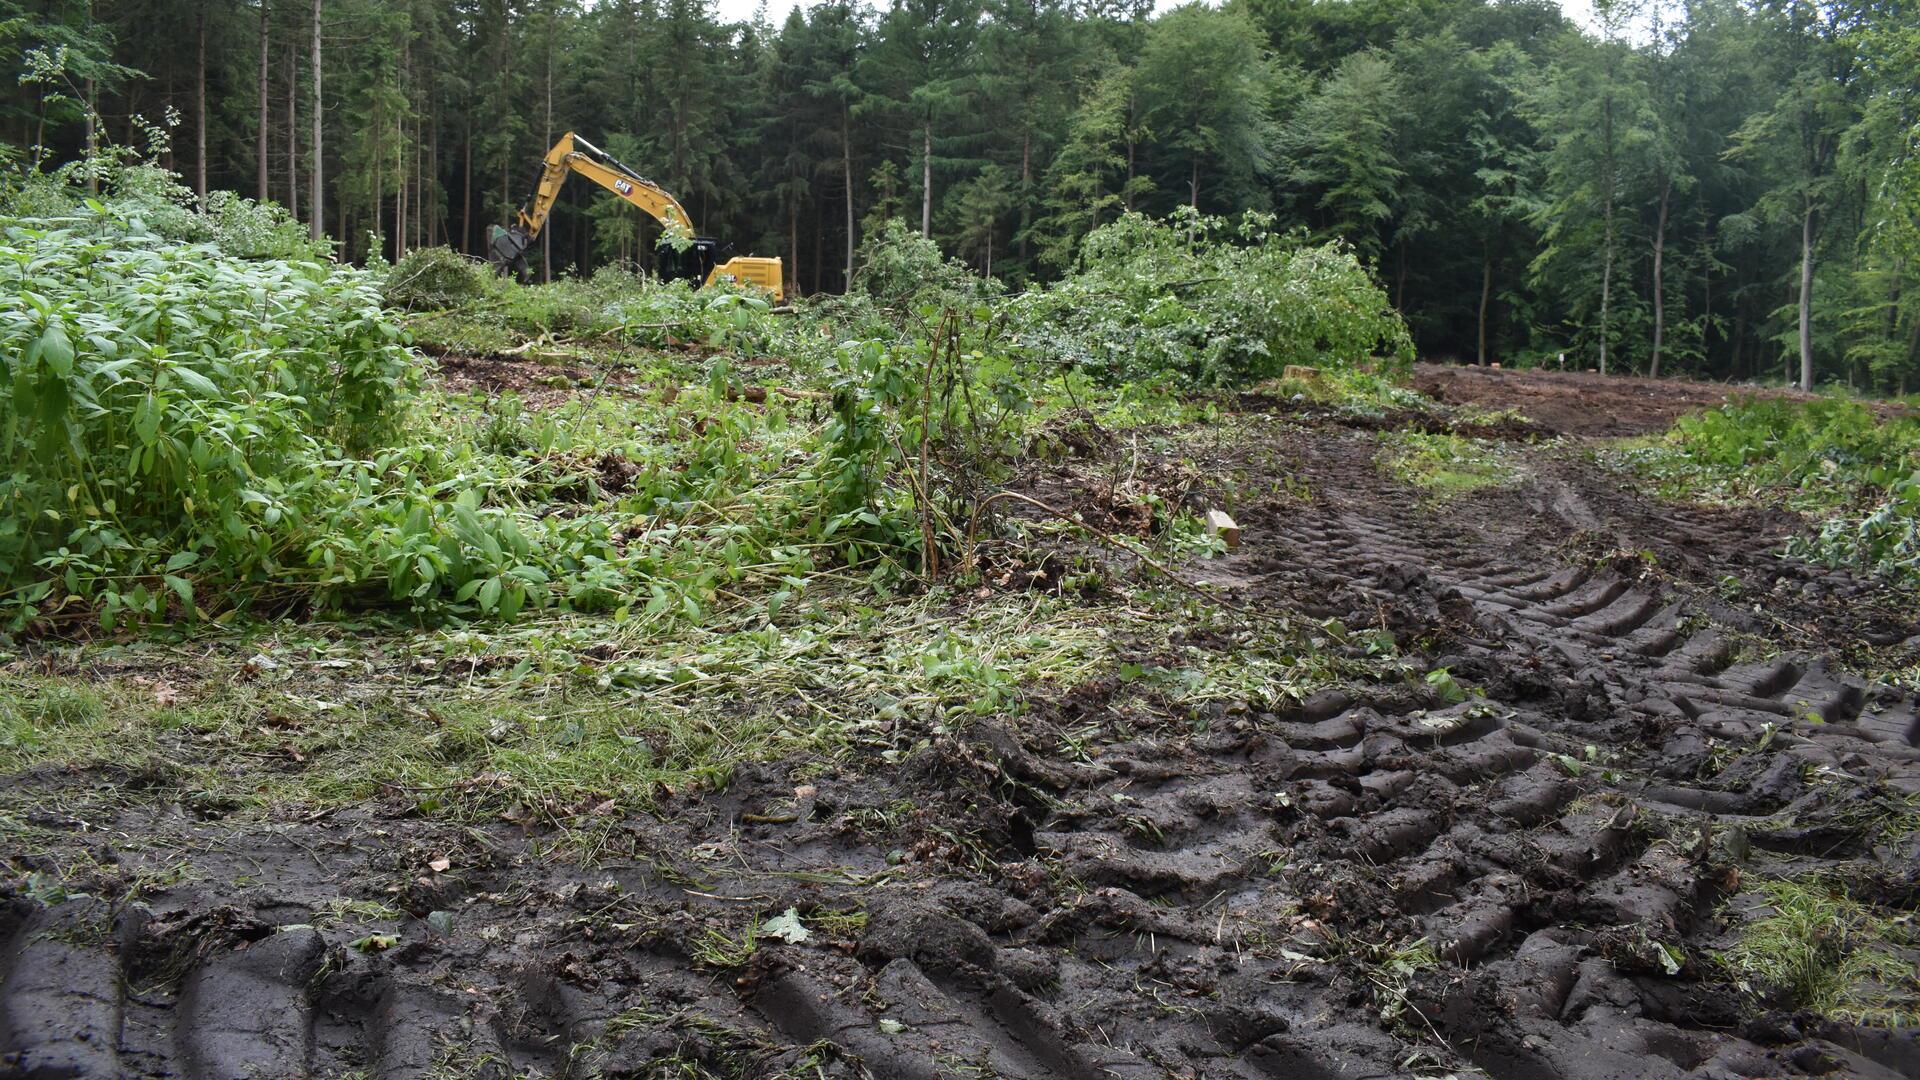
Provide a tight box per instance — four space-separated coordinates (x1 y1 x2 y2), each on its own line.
1411 363 1893 437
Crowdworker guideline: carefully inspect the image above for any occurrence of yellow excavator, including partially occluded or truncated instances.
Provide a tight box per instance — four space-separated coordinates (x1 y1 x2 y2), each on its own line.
487 132 784 301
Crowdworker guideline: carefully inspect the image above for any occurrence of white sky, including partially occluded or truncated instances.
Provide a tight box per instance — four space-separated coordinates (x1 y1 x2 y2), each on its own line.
713 0 1604 33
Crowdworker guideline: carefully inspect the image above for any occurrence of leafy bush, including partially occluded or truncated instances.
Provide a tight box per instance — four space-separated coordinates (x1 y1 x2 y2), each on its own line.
1012 209 1413 387
0 203 413 627
1622 397 1920 587
851 219 1002 311
1668 398 1918 483
3 161 327 262
384 246 491 311
1792 473 1920 585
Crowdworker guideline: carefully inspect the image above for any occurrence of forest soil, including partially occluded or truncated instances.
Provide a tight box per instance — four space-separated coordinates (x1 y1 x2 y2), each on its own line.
5 372 1920 1080
1413 362 1913 437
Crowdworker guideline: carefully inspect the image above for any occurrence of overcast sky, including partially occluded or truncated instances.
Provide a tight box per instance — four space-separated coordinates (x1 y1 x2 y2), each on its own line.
711 0 1604 33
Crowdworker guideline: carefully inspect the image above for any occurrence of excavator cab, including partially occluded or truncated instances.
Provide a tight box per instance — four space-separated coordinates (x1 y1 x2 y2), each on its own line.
488 133 784 301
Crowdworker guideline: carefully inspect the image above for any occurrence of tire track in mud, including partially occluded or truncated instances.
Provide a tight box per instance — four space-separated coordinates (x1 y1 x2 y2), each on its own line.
6 426 1920 1080
1006 432 1920 1079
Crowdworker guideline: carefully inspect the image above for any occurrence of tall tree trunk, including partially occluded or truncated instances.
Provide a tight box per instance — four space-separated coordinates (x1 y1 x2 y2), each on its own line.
82 0 96 192
396 49 406 259
1797 201 1816 391
1903 308 1919 393
1396 240 1408 312
196 8 208 199
287 41 299 220
1701 224 1713 358
921 125 933 238
1018 128 1031 264
84 72 97 194
1598 186 1614 376
1650 174 1671 378
1477 242 1492 366
257 0 270 201
394 110 404 259
1189 157 1199 209
161 63 173 172
462 118 472 254
1730 308 1746 380
842 108 854 290
1597 92 1615 376
310 0 323 243
426 105 436 247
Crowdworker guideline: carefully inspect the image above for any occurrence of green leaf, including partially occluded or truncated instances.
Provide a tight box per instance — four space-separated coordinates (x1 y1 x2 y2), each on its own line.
498 583 526 620
133 393 162 445
760 908 811 944
171 367 221 397
37 324 74 378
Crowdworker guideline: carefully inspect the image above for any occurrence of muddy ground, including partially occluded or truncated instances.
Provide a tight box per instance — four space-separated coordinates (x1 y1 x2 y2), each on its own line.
5 369 1920 1079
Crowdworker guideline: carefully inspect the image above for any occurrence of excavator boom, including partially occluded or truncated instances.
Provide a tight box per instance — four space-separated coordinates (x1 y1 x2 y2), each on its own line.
488 132 784 301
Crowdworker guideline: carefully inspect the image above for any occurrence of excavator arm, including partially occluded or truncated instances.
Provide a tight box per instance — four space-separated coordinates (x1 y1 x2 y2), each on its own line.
513 132 694 241
487 132 783 301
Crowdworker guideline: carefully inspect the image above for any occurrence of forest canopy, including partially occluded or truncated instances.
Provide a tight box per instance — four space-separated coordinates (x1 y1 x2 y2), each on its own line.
5 0 1918 392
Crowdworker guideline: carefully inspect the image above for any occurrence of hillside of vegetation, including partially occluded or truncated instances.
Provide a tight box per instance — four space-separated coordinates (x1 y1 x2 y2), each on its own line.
3 163 1920 1079
9 0 1919 394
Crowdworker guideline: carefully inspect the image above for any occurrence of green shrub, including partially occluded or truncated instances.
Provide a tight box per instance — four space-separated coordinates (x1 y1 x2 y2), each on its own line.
850 219 1001 311
1792 474 1920 585
0 202 413 627
384 246 492 311
1628 397 1920 587
1011 209 1413 388
1670 398 1918 482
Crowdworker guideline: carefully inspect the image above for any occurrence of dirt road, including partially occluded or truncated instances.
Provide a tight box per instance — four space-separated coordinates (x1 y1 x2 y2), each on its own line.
5 376 1918 1079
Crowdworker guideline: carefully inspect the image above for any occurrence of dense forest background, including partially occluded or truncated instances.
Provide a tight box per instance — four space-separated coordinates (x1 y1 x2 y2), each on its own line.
4 0 1917 389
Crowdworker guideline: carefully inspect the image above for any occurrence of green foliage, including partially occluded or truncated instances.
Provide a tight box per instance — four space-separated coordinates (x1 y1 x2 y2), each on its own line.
383 246 492 311
409 267 780 356
8 0 1920 389
1379 431 1520 497
1283 50 1404 259
850 219 999 310
1614 397 1920 586
1721 876 1919 1026
1667 398 1916 482
1795 473 1920 587
0 201 411 628
1014 209 1413 387
96 166 327 261
1134 4 1282 209
3 162 328 263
